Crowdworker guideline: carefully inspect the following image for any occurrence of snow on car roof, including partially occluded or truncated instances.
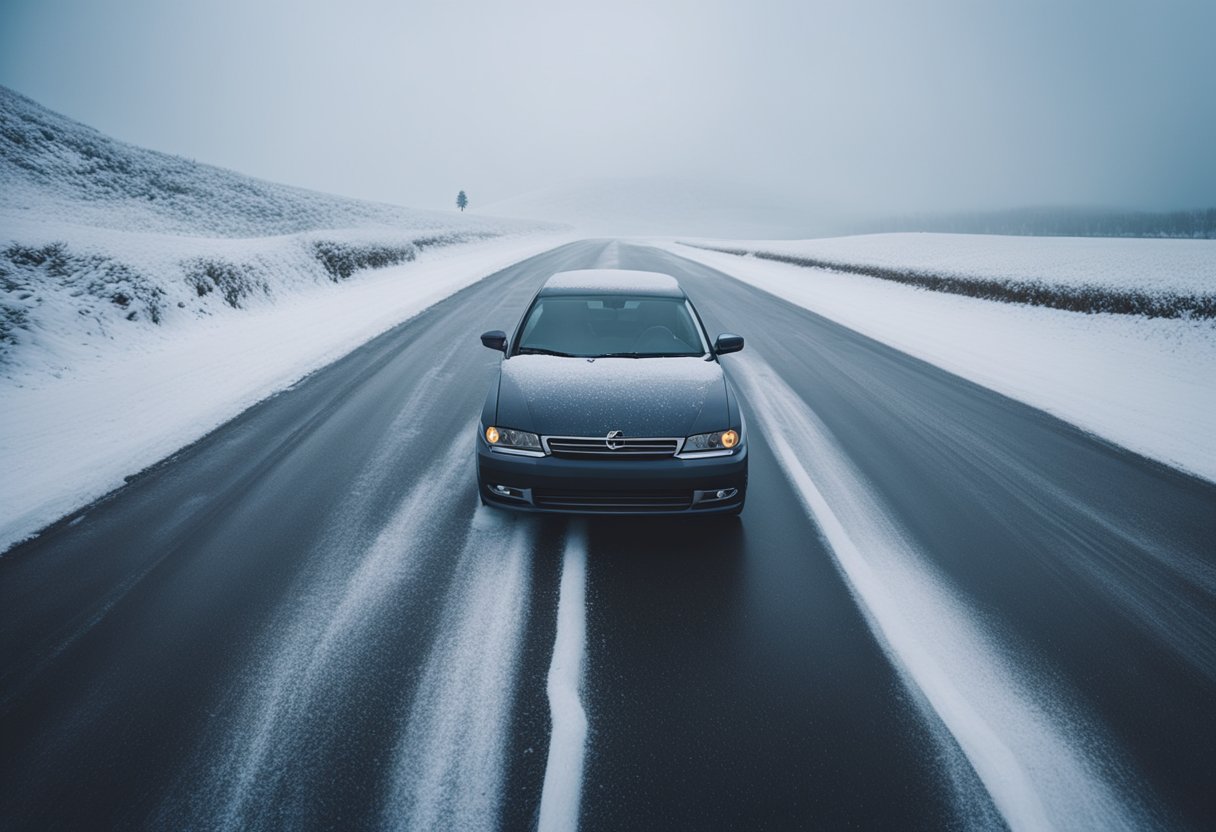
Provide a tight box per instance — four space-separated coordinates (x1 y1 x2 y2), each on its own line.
540 269 685 297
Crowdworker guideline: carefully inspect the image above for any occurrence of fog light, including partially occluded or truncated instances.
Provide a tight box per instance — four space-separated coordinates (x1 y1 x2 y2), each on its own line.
490 484 525 500
693 487 738 504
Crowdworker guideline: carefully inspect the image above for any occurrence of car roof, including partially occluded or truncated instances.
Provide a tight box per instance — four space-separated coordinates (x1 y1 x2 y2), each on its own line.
539 269 685 298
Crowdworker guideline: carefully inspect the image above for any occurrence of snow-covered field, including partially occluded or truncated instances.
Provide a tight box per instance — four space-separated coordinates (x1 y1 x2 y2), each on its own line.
667 239 1216 483
687 233 1216 294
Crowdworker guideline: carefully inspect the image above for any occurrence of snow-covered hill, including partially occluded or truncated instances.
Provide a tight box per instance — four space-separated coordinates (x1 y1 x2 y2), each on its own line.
0 85 559 379
481 177 832 239
0 85 533 238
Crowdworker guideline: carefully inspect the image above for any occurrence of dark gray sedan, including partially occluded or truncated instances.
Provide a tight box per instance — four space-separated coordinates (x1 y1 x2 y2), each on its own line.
477 269 747 515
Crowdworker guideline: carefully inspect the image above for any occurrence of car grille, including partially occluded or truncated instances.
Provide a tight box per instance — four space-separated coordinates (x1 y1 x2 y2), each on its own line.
532 490 693 511
544 436 681 459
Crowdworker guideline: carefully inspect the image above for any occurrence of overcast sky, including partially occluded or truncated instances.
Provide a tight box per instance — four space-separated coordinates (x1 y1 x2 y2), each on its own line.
2 0 1213 216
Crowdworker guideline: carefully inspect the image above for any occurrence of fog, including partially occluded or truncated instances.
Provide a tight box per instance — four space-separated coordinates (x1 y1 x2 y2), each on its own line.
3 0 1214 225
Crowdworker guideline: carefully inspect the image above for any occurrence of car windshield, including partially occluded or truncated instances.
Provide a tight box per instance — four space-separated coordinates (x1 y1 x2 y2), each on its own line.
515 295 707 358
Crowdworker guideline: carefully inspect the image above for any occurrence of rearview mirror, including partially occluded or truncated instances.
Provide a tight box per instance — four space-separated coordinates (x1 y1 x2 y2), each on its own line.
714 333 744 355
481 330 507 352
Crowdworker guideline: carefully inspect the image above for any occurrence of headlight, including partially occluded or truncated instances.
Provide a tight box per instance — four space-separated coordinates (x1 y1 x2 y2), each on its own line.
681 429 741 455
484 425 543 452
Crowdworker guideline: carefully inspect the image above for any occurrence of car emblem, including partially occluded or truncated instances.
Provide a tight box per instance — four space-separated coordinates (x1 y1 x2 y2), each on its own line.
605 430 624 450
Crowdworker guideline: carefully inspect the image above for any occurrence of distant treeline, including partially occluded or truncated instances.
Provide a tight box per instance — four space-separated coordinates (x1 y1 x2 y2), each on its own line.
865 207 1216 239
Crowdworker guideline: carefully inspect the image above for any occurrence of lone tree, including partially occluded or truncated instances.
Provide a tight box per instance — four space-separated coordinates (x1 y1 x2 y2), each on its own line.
456 190 468 212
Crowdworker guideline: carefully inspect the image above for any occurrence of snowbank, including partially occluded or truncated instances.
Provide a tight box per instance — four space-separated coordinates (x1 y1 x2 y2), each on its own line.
0 215 522 380
666 241 1216 483
0 234 568 553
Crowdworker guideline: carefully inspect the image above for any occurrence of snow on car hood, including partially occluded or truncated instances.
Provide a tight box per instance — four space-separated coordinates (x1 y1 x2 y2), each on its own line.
496 355 728 438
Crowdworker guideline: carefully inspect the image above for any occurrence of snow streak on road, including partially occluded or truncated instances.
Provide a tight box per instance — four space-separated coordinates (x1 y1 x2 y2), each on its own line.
384 507 534 829
160 350 487 829
537 524 590 832
199 436 476 830
733 352 1158 831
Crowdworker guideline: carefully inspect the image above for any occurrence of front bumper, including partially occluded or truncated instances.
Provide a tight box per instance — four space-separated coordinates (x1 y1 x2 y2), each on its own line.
476 441 748 515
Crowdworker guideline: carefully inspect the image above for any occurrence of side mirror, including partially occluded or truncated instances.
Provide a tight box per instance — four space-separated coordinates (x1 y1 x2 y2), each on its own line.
480 330 507 352
714 333 744 355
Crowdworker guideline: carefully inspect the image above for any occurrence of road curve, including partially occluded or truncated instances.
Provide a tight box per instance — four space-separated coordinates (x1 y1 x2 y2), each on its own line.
1 239 1212 830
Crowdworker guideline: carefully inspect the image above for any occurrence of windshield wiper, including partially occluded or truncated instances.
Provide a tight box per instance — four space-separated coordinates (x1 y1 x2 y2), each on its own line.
518 347 576 357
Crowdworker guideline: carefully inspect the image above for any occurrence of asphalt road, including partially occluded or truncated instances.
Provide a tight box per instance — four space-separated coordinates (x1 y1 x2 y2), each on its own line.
1 240 1213 831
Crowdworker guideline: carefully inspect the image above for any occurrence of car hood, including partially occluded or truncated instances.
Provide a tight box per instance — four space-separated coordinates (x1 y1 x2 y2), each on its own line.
496 355 728 437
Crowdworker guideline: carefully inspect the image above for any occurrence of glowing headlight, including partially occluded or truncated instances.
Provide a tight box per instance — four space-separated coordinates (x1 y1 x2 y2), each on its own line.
484 426 542 451
682 429 742 454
